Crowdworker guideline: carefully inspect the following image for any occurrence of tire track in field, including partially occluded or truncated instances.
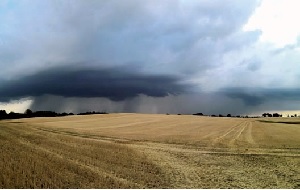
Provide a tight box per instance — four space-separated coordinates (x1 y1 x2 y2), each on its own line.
1 125 142 188
211 120 256 148
245 121 256 146
228 121 257 147
32 124 300 157
20 139 141 188
129 144 203 188
127 137 300 188
35 127 133 143
228 121 248 147
211 121 247 147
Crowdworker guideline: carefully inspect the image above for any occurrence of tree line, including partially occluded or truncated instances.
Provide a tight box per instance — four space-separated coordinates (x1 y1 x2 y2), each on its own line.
262 113 282 117
0 109 108 120
192 113 258 118
193 112 299 118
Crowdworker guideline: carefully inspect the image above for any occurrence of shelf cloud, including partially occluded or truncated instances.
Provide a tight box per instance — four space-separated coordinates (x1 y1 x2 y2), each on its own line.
0 66 189 102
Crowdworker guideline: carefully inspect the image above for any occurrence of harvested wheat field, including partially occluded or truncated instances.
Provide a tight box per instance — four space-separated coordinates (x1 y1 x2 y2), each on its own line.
1 113 300 188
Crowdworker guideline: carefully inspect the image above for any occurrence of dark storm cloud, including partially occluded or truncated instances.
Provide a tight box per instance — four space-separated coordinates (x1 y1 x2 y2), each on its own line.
0 66 188 102
0 0 261 80
222 87 300 106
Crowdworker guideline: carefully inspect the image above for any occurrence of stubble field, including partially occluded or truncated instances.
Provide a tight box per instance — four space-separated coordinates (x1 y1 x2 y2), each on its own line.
0 113 299 188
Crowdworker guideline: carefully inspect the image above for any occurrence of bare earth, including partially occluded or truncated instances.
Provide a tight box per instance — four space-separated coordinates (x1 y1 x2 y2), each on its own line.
0 113 299 188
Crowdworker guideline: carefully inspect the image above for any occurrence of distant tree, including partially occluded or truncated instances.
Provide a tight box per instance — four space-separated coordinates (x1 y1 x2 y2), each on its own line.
77 111 108 115
272 113 280 117
0 110 7 116
0 110 7 119
59 112 68 116
263 113 272 117
227 114 231 117
193 113 203 116
219 114 224 117
34 111 57 117
8 111 22 119
295 114 297 117
25 109 33 115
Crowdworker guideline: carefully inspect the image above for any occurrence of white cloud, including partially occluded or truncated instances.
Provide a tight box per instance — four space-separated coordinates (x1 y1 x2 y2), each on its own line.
244 0 300 47
0 98 33 113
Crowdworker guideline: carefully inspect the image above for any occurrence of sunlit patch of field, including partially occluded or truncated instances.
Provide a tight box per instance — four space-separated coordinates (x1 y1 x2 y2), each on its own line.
1 113 300 188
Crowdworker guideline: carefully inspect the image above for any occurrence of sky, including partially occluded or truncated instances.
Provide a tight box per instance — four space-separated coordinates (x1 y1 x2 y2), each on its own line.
0 0 300 115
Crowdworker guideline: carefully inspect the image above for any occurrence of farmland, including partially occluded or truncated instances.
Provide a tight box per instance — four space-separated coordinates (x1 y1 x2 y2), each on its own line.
0 113 300 188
